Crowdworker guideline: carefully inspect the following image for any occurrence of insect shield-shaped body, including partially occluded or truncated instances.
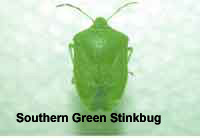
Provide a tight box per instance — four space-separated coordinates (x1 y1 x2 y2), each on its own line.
57 3 137 111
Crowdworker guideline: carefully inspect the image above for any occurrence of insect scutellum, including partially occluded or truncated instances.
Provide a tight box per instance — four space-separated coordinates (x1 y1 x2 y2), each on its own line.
56 2 138 25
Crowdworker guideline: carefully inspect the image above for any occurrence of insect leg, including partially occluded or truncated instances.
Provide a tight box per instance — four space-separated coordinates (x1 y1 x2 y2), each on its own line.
128 47 135 77
69 43 74 64
71 77 75 84
69 43 75 84
128 71 135 76
128 47 133 62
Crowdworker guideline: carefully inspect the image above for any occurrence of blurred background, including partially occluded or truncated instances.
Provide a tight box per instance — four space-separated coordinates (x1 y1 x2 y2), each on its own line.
0 0 200 135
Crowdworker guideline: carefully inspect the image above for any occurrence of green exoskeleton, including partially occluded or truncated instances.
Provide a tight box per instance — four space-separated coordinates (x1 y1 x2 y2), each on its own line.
57 2 137 111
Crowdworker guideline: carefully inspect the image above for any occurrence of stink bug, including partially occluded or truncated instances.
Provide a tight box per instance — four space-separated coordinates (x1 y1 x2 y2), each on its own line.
57 2 137 111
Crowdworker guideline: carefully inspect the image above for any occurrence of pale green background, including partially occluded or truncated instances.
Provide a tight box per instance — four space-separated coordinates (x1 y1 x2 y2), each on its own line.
0 0 200 135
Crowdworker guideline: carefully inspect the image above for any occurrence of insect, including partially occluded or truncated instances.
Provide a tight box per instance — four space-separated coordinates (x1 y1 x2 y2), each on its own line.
57 2 137 111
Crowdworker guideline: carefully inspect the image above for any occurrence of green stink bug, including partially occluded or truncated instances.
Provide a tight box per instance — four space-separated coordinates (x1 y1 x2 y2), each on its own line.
57 2 137 111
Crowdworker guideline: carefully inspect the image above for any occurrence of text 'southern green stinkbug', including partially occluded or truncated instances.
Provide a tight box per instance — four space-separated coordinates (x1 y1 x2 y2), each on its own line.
57 2 137 111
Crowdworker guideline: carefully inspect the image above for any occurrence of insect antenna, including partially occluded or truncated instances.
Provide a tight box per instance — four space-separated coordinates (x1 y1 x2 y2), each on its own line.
107 2 138 21
56 3 94 22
